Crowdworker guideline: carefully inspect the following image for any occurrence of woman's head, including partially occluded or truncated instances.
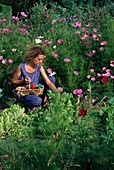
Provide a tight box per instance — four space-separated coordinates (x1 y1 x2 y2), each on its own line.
25 46 46 62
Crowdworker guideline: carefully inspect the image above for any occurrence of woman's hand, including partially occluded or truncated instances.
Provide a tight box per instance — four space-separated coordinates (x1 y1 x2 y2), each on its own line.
25 77 31 84
12 65 32 85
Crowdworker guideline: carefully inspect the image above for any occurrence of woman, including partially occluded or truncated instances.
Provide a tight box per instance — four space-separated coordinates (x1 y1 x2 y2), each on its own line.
12 46 59 110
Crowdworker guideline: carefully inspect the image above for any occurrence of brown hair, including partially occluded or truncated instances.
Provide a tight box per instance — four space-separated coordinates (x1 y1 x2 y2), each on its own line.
25 46 46 62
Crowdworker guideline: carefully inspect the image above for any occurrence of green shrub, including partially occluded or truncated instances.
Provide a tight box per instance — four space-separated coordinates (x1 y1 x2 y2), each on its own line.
0 91 114 169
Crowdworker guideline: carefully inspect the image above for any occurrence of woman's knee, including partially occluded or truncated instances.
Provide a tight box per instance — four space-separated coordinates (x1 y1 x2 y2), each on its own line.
31 96 42 106
19 95 42 107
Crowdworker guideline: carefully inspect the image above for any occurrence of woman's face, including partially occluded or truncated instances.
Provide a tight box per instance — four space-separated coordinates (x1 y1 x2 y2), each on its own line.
33 54 45 65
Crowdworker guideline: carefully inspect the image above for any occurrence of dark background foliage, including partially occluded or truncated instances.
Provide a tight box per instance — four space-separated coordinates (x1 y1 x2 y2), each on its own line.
0 0 114 16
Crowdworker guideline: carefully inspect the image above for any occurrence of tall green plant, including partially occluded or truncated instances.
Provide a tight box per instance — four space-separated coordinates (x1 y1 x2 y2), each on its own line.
0 13 35 96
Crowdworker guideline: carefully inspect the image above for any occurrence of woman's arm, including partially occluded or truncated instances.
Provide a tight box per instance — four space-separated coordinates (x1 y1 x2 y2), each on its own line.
11 65 25 85
40 65 58 92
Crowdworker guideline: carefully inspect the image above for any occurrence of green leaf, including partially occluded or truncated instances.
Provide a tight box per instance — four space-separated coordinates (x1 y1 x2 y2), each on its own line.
108 97 114 106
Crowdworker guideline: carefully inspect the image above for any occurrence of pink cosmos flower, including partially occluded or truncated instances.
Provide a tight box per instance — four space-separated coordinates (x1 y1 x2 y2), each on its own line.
102 72 110 77
64 58 71 62
44 40 52 46
2 28 12 33
92 50 96 54
97 73 101 77
12 16 19 20
110 75 114 79
102 67 106 70
100 41 108 46
100 47 104 51
52 52 58 58
53 53 58 58
85 52 93 57
0 18 6 22
81 28 86 32
24 30 29 35
75 20 82 27
84 95 88 100
23 24 30 28
8 59 13 63
73 89 83 97
20 12 27 17
106 69 110 73
52 19 56 24
87 75 91 79
92 99 96 104
57 39 63 44
47 68 52 74
87 88 91 92
33 107 37 110
2 59 7 64
90 69 94 72
92 34 97 39
18 27 25 31
106 72 111 76
60 18 66 22
74 71 78 75
4 154 9 158
2 28 8 32
83 34 89 39
81 36 85 40
93 28 97 33
91 77 96 81
72 20 82 27
18 28 26 31
77 89 82 94
18 27 30 35
110 61 114 67
58 87 63 92
76 31 81 34
0 56 3 60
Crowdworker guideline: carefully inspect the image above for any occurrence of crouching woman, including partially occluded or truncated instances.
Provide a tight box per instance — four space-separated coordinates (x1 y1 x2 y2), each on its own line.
11 46 59 110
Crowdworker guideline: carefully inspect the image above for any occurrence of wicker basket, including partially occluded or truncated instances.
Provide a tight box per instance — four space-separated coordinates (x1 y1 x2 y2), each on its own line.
14 86 44 97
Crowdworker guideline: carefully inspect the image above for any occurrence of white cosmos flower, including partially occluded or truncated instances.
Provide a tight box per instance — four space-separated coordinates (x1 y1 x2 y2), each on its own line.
38 36 44 39
12 48 17 52
49 71 56 76
35 39 42 43
53 45 57 49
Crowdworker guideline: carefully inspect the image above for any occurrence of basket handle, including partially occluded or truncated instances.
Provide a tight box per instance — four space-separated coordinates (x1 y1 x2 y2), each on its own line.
28 82 30 89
